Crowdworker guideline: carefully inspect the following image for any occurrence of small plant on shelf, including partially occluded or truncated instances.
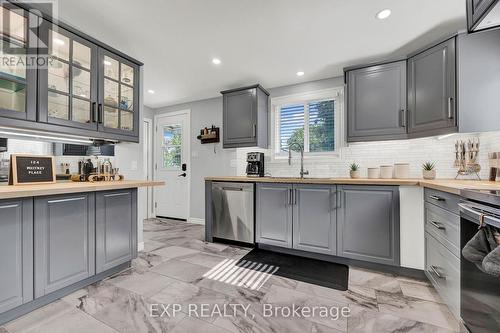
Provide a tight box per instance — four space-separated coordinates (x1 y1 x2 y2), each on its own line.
349 163 361 179
422 161 436 180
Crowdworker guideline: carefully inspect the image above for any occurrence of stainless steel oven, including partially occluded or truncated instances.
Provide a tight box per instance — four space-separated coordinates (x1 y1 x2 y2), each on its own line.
459 190 500 333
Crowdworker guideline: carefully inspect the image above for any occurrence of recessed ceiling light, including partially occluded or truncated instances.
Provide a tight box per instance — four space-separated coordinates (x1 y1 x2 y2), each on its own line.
296 71 305 77
212 58 221 65
103 60 112 66
53 38 65 45
376 9 391 20
147 89 155 94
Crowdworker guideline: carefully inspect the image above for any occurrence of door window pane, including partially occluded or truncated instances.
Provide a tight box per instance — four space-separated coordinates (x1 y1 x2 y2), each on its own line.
280 104 304 152
72 98 90 123
0 40 26 79
48 59 69 92
120 111 133 131
48 92 69 119
72 41 90 69
0 80 25 112
103 106 118 128
308 100 335 152
162 125 182 169
72 68 90 98
0 6 26 45
49 30 69 61
120 84 133 111
103 56 118 80
120 64 133 85
103 78 118 107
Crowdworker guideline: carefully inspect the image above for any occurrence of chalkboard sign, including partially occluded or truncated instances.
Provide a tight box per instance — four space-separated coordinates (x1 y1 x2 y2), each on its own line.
9 155 56 185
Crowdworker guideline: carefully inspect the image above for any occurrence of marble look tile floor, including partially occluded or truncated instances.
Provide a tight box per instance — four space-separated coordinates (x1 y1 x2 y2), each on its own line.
1 218 460 333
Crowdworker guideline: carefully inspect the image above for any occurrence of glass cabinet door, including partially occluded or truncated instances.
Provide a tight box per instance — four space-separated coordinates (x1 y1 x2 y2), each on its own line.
98 49 138 137
39 24 98 130
0 3 36 120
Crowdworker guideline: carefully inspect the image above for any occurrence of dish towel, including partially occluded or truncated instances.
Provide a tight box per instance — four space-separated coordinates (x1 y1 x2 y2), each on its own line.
482 229 500 277
462 225 497 272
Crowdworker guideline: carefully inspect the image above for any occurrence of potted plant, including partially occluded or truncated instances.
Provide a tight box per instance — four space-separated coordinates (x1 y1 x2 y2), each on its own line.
422 162 436 180
349 163 361 179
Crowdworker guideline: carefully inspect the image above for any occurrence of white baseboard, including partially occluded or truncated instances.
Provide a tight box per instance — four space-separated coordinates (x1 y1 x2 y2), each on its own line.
137 242 144 252
188 217 205 225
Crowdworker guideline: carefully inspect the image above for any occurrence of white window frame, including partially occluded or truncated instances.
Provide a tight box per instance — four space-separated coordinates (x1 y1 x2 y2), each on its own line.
271 87 344 160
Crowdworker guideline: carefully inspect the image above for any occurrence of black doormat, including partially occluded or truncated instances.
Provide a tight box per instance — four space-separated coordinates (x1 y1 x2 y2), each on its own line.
239 249 348 291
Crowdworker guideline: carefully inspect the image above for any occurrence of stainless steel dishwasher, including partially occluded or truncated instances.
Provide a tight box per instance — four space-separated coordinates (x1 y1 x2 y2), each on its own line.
212 182 254 244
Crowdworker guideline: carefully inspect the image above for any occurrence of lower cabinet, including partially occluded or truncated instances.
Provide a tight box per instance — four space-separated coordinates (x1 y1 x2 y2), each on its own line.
256 184 337 256
0 198 33 313
293 185 336 255
96 189 137 273
337 185 400 266
34 193 95 298
255 183 293 248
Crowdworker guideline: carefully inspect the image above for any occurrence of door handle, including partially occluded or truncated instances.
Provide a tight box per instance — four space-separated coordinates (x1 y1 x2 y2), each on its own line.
178 173 187 177
400 109 406 127
252 124 257 137
91 102 97 123
447 97 454 119
429 220 446 230
222 186 242 191
430 265 446 279
97 103 103 124
294 189 297 205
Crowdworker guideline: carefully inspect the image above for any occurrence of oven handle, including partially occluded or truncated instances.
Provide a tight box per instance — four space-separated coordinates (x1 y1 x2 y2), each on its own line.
458 203 500 228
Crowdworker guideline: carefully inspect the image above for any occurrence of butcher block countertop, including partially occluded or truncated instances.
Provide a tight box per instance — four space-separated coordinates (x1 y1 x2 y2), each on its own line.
205 176 500 195
0 180 164 199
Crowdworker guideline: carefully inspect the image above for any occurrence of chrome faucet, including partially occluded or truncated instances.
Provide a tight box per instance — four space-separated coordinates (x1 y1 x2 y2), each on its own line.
288 142 309 178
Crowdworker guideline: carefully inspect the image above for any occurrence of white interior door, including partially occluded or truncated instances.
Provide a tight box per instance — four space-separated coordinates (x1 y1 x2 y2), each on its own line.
154 112 189 220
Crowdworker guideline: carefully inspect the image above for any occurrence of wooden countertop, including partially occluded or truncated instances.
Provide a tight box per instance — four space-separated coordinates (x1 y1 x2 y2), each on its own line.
205 176 500 195
0 180 164 199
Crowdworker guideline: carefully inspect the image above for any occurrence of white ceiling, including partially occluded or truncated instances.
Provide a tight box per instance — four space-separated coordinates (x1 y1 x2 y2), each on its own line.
56 0 466 108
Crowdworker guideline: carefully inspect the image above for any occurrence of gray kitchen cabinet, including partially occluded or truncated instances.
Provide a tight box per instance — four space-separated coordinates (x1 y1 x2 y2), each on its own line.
407 38 457 137
34 193 95 298
292 185 337 255
337 185 400 266
96 189 137 273
0 198 33 313
457 28 500 133
221 84 269 149
346 61 407 142
467 0 500 32
256 183 293 248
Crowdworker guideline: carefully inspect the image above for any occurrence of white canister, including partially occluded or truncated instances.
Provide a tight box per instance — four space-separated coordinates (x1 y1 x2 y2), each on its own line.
368 167 380 179
394 163 410 179
380 165 394 179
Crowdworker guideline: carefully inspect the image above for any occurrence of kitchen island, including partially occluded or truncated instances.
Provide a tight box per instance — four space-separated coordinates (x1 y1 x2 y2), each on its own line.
0 180 164 325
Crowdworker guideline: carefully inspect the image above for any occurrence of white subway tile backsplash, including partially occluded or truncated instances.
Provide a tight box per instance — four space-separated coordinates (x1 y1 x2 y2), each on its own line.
236 132 500 180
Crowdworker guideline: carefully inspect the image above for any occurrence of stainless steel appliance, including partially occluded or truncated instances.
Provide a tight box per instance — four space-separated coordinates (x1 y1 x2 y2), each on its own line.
212 182 254 244
459 189 500 332
246 152 264 177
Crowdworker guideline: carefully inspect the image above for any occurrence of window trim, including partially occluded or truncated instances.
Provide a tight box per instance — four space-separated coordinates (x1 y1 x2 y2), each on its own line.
271 87 344 160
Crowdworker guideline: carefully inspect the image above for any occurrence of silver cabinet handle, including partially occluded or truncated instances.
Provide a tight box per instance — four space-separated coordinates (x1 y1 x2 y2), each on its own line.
294 189 297 205
447 97 454 119
252 124 257 137
222 187 243 191
288 188 293 205
430 265 446 279
400 109 406 127
430 220 446 230
429 195 445 201
337 190 342 209
331 191 337 210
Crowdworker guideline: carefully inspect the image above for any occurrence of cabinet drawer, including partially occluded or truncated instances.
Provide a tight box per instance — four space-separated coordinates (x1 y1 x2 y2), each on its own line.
424 188 460 215
425 203 460 257
425 232 460 317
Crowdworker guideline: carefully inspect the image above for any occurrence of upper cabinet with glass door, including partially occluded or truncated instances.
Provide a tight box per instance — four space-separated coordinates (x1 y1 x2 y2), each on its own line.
0 3 36 121
38 23 98 130
98 49 139 137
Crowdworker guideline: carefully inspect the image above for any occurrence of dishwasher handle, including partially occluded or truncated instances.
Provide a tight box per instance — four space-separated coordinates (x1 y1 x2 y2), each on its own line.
222 187 244 191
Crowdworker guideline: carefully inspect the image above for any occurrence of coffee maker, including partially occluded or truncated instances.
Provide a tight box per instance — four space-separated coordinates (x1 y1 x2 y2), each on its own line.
246 152 265 177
